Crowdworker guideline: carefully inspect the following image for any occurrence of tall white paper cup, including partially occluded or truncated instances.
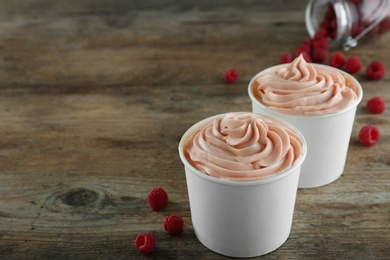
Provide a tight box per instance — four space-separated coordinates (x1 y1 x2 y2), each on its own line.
179 113 307 257
248 65 363 188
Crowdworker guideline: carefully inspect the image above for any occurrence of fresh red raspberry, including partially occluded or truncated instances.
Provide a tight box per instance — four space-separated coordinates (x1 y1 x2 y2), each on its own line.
314 27 328 39
164 215 184 235
134 233 156 254
330 19 338 30
311 48 328 63
303 37 313 47
366 61 386 80
329 52 346 69
344 56 362 74
366 96 385 114
147 187 168 211
359 125 380 146
300 52 312 63
279 53 292 64
295 45 311 58
224 68 238 83
312 37 330 50
320 20 331 31
325 5 336 20
329 28 338 39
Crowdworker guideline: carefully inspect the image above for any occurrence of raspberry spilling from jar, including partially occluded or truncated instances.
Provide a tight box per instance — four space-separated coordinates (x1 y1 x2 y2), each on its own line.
318 0 390 39
280 53 293 64
224 68 238 83
311 47 328 63
164 215 184 235
359 125 380 146
279 0 390 72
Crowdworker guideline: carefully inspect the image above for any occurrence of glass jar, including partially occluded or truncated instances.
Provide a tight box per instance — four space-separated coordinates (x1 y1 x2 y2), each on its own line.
306 0 390 50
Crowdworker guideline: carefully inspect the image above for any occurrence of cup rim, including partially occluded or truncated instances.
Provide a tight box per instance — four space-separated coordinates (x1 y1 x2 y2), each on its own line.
178 112 307 187
248 63 363 119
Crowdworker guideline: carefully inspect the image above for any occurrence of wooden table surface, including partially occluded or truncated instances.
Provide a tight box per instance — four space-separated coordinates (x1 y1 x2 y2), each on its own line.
0 0 389 259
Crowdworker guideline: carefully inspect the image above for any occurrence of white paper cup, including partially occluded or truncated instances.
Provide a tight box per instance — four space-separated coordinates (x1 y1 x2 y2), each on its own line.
248 65 363 188
179 113 307 257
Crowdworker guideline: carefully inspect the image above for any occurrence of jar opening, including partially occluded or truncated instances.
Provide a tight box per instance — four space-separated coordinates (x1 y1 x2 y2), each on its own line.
306 0 390 50
305 0 352 48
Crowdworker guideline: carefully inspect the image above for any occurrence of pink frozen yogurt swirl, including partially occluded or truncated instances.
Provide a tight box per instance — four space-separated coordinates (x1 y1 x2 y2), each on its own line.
184 113 304 181
252 55 360 115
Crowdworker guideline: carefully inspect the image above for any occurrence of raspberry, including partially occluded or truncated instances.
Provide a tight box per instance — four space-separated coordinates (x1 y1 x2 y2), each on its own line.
311 48 328 63
359 125 380 146
224 68 238 83
314 27 328 39
300 52 312 63
366 61 386 80
329 52 346 69
329 28 338 39
147 187 168 211
320 20 331 31
330 19 338 30
279 53 292 64
134 233 156 254
295 45 311 58
164 215 184 235
312 37 330 50
344 56 362 74
366 96 385 114
325 5 336 21
303 37 313 47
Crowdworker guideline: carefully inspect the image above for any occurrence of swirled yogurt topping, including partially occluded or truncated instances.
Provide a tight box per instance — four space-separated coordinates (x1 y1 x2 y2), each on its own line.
184 113 304 181
251 55 360 115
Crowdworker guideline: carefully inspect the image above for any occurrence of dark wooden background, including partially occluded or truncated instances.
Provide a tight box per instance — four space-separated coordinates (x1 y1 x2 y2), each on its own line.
0 0 389 259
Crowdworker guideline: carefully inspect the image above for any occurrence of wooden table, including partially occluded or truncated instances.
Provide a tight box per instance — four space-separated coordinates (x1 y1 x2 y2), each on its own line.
0 0 389 259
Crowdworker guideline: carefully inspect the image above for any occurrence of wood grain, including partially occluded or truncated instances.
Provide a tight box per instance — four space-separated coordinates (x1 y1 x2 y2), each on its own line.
0 0 389 259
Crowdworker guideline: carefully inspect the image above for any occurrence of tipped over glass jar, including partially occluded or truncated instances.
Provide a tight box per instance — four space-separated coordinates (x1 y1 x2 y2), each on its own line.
306 0 390 50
